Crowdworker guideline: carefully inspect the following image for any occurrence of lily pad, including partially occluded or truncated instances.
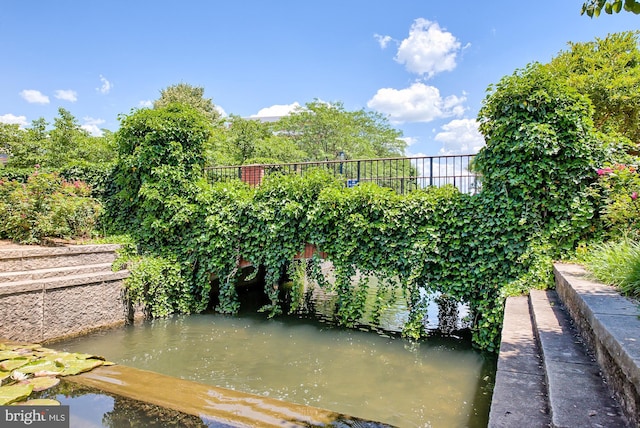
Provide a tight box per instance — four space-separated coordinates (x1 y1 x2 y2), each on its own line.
59 359 103 376
0 350 24 361
13 398 61 406
0 357 31 371
18 359 64 375
19 376 59 392
0 370 11 384
0 384 33 405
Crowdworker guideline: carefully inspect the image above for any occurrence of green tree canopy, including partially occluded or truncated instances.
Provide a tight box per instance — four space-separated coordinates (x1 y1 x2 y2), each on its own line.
475 62 606 250
208 116 306 166
582 0 640 17
547 31 640 151
154 83 221 123
1 109 117 169
272 100 406 161
108 103 212 235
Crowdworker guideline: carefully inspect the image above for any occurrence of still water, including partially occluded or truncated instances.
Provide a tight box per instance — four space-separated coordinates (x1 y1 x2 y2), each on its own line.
54 284 495 427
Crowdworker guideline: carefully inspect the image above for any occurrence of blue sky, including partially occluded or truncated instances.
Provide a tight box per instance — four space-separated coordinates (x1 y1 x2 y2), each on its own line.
1 1 638 156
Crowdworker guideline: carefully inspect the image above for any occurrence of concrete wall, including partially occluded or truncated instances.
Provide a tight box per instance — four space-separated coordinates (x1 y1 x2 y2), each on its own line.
0 270 132 343
554 263 640 427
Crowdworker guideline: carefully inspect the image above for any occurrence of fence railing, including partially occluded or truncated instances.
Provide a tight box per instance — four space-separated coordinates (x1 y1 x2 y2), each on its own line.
204 155 481 195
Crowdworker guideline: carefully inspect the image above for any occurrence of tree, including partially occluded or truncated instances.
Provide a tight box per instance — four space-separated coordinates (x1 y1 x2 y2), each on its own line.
475 62 606 252
547 31 640 148
3 110 117 170
48 108 90 167
154 83 221 123
582 0 640 16
272 100 406 161
209 116 306 165
4 118 48 168
108 103 212 236
0 123 24 158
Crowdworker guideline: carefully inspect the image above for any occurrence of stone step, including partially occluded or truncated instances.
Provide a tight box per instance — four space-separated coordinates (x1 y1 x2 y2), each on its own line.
0 270 130 296
529 289 627 427
0 244 120 272
488 296 550 427
0 262 114 283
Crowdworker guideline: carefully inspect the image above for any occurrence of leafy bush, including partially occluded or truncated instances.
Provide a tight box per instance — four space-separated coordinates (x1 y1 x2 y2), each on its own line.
109 71 607 352
593 163 640 238
122 255 193 318
0 170 102 243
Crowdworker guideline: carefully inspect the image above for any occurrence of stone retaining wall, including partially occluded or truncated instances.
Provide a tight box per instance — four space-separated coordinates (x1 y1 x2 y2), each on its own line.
0 244 135 343
554 263 640 427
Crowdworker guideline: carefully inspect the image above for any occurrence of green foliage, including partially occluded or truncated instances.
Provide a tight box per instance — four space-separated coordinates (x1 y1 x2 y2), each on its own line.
110 66 608 352
153 83 221 123
475 63 605 255
547 31 640 147
107 103 212 235
584 238 640 298
122 255 193 318
1 109 117 170
582 0 640 16
593 162 640 238
272 100 406 161
0 170 102 244
209 116 307 166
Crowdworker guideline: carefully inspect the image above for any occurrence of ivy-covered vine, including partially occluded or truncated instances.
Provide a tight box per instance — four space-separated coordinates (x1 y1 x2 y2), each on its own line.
111 64 611 352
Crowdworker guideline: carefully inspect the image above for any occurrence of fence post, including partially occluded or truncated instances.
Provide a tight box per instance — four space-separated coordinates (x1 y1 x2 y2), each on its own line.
429 157 434 187
241 165 265 187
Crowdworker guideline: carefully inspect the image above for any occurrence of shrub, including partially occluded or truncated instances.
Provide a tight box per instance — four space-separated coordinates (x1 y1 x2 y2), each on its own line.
593 163 640 239
122 255 193 318
0 169 102 244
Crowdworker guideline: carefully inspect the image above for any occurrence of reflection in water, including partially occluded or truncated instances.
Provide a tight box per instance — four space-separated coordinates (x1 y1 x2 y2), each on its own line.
54 281 495 428
35 383 222 427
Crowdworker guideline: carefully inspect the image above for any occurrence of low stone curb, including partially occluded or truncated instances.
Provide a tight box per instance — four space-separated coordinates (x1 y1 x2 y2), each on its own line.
554 263 640 427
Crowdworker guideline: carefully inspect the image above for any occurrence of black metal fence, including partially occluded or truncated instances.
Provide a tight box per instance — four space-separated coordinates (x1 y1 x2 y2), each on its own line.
204 155 481 195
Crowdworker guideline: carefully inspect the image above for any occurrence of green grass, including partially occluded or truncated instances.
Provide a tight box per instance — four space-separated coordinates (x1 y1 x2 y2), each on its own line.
584 238 640 299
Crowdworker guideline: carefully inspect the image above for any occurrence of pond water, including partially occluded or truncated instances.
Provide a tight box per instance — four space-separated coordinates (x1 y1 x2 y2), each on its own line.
53 281 495 427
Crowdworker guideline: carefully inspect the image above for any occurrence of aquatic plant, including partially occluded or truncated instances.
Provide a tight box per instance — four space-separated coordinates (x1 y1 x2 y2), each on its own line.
0 342 112 405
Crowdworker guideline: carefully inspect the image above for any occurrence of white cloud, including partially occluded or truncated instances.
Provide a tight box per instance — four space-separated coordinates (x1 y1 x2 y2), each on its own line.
81 117 105 136
374 33 393 49
367 82 466 124
96 75 112 94
54 89 78 102
0 114 28 127
20 89 49 104
395 18 462 78
401 136 418 146
138 100 153 108
435 118 485 155
252 102 301 118
215 105 227 117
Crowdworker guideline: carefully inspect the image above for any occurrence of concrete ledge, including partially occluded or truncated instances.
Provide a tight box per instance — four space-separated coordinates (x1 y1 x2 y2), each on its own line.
0 244 119 272
0 270 129 296
554 263 640 427
0 244 121 259
0 262 115 283
68 364 392 427
488 296 549 427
